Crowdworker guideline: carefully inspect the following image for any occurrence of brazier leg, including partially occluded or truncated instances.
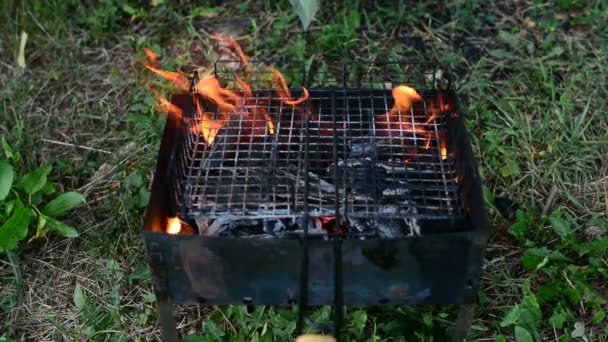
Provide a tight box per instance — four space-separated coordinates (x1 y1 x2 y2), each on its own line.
157 296 178 342
452 303 476 342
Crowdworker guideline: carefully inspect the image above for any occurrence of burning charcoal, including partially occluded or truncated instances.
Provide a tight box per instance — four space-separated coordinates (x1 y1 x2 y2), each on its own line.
377 220 406 239
350 142 377 158
295 217 328 236
382 187 409 197
201 217 232 236
348 218 368 233
263 219 286 234
405 217 421 236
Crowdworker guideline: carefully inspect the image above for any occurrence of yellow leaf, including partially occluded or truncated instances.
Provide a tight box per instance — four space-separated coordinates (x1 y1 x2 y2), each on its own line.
17 31 28 68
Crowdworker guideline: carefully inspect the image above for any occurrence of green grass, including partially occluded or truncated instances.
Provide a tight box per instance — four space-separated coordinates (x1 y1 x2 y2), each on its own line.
1 0 607 341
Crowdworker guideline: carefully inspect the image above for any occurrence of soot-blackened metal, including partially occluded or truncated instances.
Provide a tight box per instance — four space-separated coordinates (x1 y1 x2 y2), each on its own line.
143 61 489 341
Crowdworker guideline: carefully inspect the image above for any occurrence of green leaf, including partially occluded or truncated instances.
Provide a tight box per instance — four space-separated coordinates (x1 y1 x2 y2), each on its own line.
74 284 86 310
181 335 205 342
351 310 368 333
498 30 519 49
543 46 565 59
500 157 521 177
0 160 14 201
126 172 144 188
289 0 319 31
550 216 572 240
0 207 34 250
575 278 607 305
489 48 515 59
576 237 608 257
19 164 52 195
514 326 533 342
39 182 56 196
45 217 78 238
549 303 569 329
143 292 156 303
203 321 225 338
594 310 606 324
1 137 13 159
42 191 85 217
520 294 542 331
508 210 531 241
522 247 571 269
500 305 521 327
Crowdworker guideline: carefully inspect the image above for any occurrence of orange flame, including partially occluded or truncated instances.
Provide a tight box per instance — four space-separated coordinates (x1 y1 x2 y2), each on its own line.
268 68 309 105
143 48 159 65
235 76 253 97
440 140 447 160
194 75 239 112
426 93 444 124
390 86 422 115
145 65 190 91
199 113 224 145
424 138 432 149
210 34 249 66
151 88 183 118
167 217 181 234
265 113 275 134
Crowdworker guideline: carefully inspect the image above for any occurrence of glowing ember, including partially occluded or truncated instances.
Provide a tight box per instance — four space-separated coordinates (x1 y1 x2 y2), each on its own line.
167 217 181 234
440 140 448 160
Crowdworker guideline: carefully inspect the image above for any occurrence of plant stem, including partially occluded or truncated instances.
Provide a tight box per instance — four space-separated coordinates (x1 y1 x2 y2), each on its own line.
6 250 23 306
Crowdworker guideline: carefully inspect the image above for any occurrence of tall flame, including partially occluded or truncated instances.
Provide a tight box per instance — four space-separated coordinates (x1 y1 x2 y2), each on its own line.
210 33 249 66
144 65 190 92
390 86 422 115
199 113 224 145
143 48 159 65
167 217 181 234
194 75 239 113
268 68 309 106
151 88 183 118
440 140 448 160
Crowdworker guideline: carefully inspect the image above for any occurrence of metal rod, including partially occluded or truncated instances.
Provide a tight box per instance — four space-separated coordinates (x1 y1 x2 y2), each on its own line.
331 93 344 341
157 295 178 342
296 99 312 335
452 304 476 342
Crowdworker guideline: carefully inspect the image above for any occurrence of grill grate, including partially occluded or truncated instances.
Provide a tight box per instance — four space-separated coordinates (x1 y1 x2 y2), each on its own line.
172 84 462 222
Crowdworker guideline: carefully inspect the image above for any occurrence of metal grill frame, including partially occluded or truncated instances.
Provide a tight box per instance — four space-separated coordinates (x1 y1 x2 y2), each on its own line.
173 89 463 223
143 61 490 341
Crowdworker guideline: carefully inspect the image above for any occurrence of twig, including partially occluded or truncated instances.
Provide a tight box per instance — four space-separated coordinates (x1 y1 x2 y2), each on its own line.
41 138 111 154
542 185 560 216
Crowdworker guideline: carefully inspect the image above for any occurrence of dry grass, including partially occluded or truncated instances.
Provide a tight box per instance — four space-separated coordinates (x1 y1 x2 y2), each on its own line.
1 0 607 340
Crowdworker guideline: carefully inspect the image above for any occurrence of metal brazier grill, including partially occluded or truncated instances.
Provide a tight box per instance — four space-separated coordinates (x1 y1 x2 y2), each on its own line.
143 62 489 341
